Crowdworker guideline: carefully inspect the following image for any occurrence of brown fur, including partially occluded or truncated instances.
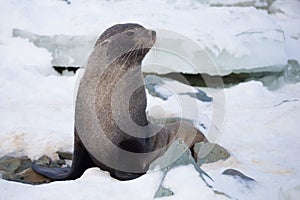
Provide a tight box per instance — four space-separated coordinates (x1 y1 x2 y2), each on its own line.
32 23 207 181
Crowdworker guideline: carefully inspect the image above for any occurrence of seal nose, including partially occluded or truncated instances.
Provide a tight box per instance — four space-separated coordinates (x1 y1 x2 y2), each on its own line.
151 31 156 38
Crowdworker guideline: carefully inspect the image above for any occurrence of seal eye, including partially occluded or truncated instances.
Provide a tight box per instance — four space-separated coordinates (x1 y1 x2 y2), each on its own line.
126 31 135 36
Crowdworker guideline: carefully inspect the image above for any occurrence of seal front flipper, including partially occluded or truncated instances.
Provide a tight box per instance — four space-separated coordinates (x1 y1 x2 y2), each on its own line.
31 164 71 180
32 130 97 181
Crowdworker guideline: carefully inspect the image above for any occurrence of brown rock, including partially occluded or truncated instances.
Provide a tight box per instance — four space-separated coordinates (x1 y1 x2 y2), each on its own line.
3 168 51 185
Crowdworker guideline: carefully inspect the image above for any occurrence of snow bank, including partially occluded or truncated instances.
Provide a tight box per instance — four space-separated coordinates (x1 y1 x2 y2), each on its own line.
0 168 163 200
12 29 96 67
0 37 53 75
6 0 290 75
269 0 300 63
1 80 299 199
202 81 300 200
0 37 75 160
0 166 230 200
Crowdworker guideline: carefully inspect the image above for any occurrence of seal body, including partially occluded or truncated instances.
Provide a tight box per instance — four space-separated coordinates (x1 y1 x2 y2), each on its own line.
32 23 207 181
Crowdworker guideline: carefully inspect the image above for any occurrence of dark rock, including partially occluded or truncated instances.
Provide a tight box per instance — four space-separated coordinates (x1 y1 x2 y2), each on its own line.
34 155 52 167
194 142 230 166
3 168 51 185
222 169 255 182
17 157 32 173
50 161 60 168
57 159 66 166
50 159 66 168
0 156 32 173
213 190 232 198
0 156 21 173
0 155 72 185
1 171 12 180
56 151 73 160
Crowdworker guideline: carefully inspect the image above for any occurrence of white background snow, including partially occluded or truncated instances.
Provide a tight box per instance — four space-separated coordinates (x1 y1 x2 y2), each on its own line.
0 0 300 199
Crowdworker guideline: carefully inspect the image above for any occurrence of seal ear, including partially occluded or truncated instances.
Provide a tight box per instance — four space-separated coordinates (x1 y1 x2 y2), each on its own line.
100 39 111 46
94 39 111 47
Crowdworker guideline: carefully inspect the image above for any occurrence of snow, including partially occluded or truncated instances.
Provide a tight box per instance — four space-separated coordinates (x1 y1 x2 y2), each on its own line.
149 80 300 199
195 0 271 8
0 37 75 160
144 5 290 75
0 168 163 200
0 0 300 199
269 0 300 63
157 165 227 200
6 0 298 75
12 28 96 67
203 81 300 200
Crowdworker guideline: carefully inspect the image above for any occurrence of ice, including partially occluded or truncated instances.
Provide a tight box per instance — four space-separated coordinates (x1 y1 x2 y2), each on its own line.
13 29 97 67
143 22 287 75
269 0 300 63
8 1 289 76
145 75 216 136
195 0 273 8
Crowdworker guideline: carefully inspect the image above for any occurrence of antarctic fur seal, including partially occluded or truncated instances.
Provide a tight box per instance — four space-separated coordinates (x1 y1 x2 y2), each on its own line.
32 23 207 181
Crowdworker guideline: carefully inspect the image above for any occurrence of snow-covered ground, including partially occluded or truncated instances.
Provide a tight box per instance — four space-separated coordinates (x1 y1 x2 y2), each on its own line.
0 0 300 199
